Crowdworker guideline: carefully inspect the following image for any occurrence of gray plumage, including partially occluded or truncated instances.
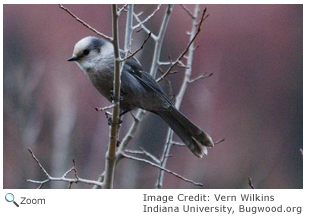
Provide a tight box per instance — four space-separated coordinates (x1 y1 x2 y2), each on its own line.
68 36 214 158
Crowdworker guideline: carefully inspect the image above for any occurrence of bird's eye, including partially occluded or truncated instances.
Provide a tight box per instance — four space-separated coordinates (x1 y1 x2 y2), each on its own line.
83 49 90 56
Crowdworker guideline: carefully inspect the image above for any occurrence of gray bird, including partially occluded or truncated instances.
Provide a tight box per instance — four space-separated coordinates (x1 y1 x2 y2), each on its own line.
68 36 214 158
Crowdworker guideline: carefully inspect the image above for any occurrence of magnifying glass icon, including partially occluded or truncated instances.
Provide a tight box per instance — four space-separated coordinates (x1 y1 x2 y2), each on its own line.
5 193 19 207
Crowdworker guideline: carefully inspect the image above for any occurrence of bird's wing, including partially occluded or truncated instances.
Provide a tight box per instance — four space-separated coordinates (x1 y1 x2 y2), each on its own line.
122 54 174 106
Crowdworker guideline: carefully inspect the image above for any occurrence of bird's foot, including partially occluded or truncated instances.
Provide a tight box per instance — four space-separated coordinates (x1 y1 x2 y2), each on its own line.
110 90 123 101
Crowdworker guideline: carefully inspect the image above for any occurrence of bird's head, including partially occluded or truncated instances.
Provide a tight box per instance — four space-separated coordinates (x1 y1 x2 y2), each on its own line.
68 36 112 71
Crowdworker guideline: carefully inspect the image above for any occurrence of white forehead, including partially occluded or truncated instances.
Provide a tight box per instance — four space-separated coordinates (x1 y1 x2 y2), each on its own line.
73 36 95 53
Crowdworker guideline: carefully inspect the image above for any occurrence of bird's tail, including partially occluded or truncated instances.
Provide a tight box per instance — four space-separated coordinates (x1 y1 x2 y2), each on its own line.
156 107 214 158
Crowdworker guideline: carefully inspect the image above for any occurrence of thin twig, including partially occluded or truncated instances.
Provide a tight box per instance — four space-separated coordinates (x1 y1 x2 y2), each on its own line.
58 4 112 42
172 141 186 147
121 32 152 62
117 4 128 15
180 4 195 19
122 153 203 187
28 148 50 178
125 147 161 164
248 177 255 189
133 5 161 30
215 138 225 145
95 103 117 112
27 148 102 188
188 72 213 83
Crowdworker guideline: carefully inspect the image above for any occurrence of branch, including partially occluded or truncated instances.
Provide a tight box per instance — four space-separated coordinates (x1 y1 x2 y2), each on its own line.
180 4 195 19
101 4 122 189
117 4 128 15
248 177 255 189
215 138 225 145
188 72 213 83
122 153 203 187
156 7 209 82
133 5 161 30
120 32 152 62
27 148 102 188
125 147 161 164
58 4 112 42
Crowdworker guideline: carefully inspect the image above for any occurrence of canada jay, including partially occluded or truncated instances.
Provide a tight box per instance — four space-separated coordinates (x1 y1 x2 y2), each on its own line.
68 36 214 158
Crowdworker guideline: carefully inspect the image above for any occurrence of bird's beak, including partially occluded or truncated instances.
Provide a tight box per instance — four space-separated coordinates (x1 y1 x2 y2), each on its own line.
67 56 78 62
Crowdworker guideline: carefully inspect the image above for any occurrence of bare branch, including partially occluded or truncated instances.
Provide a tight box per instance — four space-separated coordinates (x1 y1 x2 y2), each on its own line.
95 103 117 112
172 141 186 147
215 138 225 145
156 7 209 82
133 5 161 30
125 147 161 164
133 13 155 37
248 177 255 189
28 148 50 178
188 72 213 83
120 32 152 62
27 148 102 188
101 4 122 189
122 153 203 187
180 4 195 19
58 4 112 42
117 4 128 15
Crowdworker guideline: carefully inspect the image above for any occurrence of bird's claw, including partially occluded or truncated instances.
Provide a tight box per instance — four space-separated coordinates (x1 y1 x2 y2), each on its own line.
110 90 123 101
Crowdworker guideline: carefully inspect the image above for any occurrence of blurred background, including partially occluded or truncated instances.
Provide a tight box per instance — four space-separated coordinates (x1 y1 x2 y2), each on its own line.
3 4 302 189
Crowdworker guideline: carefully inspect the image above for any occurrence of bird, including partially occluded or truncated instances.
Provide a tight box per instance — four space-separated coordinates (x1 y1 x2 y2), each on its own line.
68 36 214 158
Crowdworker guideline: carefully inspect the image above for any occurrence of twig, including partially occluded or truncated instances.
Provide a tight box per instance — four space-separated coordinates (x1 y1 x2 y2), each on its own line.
28 148 50 178
248 177 255 189
125 147 161 164
122 153 203 187
172 141 185 147
180 4 195 19
95 103 117 112
156 7 209 82
117 4 128 15
215 138 225 145
121 32 152 62
133 5 161 30
188 72 213 83
27 148 102 188
58 4 112 42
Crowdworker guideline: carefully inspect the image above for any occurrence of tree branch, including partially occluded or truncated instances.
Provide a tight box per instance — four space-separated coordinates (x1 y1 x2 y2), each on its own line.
121 153 203 187
101 4 122 189
248 177 255 189
133 5 161 30
27 148 102 188
125 147 161 164
58 4 113 42
120 32 152 62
